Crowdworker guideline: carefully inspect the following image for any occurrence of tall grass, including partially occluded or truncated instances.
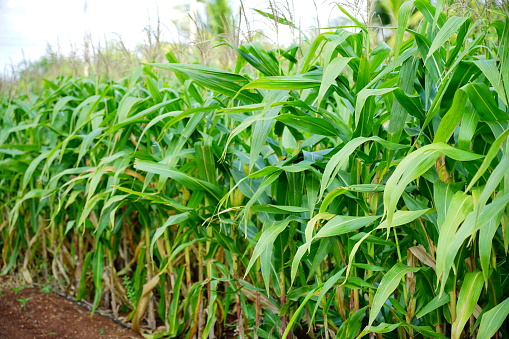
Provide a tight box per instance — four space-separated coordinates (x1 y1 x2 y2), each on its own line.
2 1 509 338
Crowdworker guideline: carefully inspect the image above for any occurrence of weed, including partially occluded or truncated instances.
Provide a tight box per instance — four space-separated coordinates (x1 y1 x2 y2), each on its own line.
122 276 136 305
11 287 25 296
17 297 32 308
40 285 52 293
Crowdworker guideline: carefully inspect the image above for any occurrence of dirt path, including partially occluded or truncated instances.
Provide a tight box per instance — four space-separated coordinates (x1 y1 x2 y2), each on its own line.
0 284 142 339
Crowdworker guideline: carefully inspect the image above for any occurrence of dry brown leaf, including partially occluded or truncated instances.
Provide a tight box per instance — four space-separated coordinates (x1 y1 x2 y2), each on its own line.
409 245 436 270
131 275 160 333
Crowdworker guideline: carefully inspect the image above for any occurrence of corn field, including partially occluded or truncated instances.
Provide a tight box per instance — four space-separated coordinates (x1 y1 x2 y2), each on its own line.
2 1 509 338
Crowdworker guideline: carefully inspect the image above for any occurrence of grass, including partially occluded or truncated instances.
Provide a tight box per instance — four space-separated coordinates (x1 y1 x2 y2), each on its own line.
1 1 509 338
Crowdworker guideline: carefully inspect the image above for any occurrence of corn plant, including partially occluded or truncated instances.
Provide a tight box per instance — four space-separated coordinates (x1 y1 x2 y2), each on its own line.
1 1 509 338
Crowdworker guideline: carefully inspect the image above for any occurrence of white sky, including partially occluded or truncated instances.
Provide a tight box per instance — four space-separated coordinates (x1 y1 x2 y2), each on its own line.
0 0 344 72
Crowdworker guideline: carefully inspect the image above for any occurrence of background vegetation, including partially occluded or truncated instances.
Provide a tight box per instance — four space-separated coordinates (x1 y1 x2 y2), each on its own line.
2 0 509 338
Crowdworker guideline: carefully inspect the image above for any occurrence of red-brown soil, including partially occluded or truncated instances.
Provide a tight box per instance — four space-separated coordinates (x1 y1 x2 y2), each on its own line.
0 284 143 339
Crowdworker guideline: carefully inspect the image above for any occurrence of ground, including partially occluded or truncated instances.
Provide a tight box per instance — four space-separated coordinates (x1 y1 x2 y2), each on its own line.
0 276 142 339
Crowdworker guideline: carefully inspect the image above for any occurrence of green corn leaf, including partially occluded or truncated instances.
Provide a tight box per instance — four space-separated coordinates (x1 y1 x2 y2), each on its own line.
275 114 339 136
463 82 509 121
451 271 483 339
414 0 446 27
150 63 262 103
458 103 479 150
314 215 380 239
134 160 223 201
477 297 509 339
116 96 143 123
249 91 287 170
299 33 328 73
168 266 185 336
355 88 397 127
167 238 207 264
389 60 422 143
477 156 509 209
376 209 430 229
311 267 346 323
227 41 282 77
78 192 108 230
250 204 308 213
239 169 282 230
291 243 312 285
245 216 299 275
427 16 469 60
109 98 182 132
320 136 407 199
435 192 473 288
242 75 321 90
92 243 104 313
51 96 79 123
137 110 183 144
473 59 506 104
358 323 401 337
8 189 44 231
344 209 428 282
282 285 321 339
338 307 368 339
434 89 467 143
415 293 451 318
202 279 219 338
440 192 509 295
21 150 50 191
290 212 335 283
319 188 349 214
479 215 501 284
384 143 482 230
434 181 462 227
71 94 103 130
111 186 192 211
466 128 509 192
194 140 216 183
307 239 333 279
368 263 420 325
318 57 353 103
393 0 415 66
150 213 190 259
407 324 448 338
217 103 266 114
322 31 354 68
260 241 274 294
76 252 94 301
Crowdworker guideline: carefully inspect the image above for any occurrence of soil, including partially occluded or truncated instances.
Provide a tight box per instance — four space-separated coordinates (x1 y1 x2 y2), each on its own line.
0 279 143 339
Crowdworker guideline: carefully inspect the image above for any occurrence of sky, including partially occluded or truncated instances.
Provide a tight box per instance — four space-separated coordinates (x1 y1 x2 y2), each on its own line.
0 0 344 73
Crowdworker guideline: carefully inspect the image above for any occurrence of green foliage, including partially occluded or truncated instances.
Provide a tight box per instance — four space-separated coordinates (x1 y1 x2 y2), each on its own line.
2 2 509 338
122 275 137 304
40 285 52 293
17 297 32 308
12 287 25 295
